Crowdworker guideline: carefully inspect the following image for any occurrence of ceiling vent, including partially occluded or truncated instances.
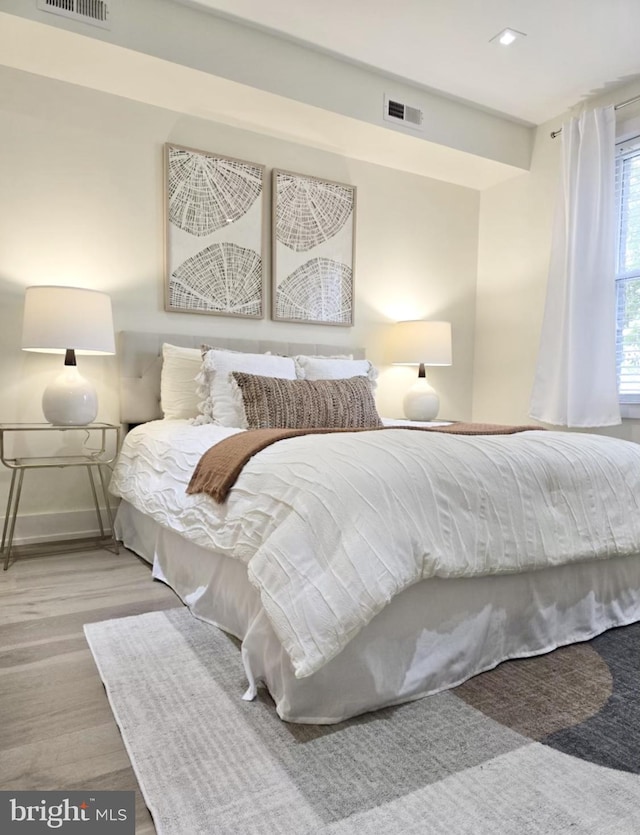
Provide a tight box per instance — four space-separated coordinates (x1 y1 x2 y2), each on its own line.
37 0 111 29
383 94 424 131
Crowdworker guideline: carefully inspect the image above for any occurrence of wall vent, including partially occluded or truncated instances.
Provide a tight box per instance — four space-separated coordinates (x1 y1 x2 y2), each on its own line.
37 0 111 29
383 94 424 131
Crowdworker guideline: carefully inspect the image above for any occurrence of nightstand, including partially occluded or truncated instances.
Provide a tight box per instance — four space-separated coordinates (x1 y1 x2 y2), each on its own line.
0 423 120 570
382 418 455 427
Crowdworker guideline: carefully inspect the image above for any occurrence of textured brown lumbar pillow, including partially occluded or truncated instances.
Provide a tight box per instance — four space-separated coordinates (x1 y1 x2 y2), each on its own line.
231 372 383 429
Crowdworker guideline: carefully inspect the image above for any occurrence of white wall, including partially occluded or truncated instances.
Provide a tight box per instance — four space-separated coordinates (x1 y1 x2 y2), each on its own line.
0 66 479 539
473 81 640 444
472 119 558 425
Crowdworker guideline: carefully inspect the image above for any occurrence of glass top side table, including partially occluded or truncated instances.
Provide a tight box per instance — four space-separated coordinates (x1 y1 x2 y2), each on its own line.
0 423 120 570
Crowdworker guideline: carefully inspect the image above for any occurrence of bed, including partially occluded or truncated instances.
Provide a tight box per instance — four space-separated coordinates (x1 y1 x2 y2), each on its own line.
110 331 640 724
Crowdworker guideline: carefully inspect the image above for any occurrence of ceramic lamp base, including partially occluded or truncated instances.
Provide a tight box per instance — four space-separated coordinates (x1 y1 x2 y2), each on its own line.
42 366 98 425
403 378 440 421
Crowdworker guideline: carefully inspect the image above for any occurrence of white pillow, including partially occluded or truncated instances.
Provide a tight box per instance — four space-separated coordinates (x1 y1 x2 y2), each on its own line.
196 348 296 427
160 343 202 420
294 355 378 390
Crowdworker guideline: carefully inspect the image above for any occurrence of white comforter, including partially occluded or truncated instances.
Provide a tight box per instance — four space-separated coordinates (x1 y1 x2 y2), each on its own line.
110 420 640 679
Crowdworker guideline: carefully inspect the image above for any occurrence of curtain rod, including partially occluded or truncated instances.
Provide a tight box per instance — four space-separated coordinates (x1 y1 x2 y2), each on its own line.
550 92 640 138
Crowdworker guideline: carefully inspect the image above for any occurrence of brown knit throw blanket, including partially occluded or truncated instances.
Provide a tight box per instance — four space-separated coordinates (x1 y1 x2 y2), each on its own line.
187 423 543 503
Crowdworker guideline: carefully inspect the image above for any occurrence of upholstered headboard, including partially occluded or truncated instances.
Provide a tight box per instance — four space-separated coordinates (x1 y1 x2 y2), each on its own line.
118 331 365 425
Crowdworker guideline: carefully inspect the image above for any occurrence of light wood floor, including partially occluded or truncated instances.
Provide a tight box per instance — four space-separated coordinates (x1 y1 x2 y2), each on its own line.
0 546 180 834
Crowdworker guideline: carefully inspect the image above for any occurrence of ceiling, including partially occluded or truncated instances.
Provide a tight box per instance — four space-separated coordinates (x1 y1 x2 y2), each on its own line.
180 0 640 125
0 10 527 190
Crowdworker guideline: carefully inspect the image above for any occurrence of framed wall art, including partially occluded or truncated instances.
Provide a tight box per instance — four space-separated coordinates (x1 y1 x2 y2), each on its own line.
165 143 265 318
272 169 356 326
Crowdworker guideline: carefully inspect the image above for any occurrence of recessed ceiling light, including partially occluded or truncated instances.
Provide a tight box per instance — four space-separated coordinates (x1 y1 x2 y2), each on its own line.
490 28 526 46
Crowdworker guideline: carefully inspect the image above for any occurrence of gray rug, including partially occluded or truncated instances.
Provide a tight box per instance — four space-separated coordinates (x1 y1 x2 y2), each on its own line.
84 609 640 834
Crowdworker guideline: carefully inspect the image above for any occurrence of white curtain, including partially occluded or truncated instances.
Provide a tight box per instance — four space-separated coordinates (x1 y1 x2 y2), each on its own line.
530 105 620 427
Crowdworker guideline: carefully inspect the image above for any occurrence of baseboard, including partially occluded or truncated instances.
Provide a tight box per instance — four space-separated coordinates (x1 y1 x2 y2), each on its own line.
1 506 119 546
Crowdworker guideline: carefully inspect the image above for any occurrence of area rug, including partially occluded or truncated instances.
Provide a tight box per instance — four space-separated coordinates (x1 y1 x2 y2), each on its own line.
84 609 640 834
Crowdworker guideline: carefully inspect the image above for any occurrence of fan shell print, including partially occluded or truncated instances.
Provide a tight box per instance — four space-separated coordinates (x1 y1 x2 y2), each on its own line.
170 243 262 317
276 258 352 324
273 170 356 325
165 144 265 318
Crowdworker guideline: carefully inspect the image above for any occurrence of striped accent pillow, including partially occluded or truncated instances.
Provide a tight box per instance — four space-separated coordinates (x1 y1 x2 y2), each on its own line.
231 372 382 430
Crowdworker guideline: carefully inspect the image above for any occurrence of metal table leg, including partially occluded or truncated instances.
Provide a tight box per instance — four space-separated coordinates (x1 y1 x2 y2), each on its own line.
2 467 25 571
96 463 119 555
86 465 105 538
1 469 17 556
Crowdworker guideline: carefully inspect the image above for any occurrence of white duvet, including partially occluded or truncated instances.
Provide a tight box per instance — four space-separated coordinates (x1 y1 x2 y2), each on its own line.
110 420 640 679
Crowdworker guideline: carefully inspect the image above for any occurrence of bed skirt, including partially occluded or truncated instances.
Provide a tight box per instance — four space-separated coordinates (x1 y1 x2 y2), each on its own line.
115 500 640 724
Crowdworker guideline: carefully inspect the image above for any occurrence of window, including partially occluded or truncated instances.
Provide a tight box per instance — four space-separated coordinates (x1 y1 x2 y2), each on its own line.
616 138 640 402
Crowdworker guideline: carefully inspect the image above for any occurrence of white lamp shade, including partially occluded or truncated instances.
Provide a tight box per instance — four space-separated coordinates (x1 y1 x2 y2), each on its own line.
21 285 115 355
391 320 452 366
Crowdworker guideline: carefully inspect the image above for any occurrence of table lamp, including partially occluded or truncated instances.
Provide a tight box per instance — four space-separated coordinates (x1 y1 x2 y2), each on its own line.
21 286 116 425
392 320 452 420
